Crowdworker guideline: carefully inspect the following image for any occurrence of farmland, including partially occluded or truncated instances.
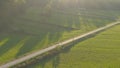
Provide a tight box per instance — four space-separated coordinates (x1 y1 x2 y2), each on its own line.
26 24 120 68
0 9 118 65
0 0 120 67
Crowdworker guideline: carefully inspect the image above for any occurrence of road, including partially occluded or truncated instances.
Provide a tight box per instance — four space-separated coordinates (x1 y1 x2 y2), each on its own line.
0 22 120 68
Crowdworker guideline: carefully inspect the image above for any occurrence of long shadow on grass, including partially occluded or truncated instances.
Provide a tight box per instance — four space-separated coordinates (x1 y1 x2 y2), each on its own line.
13 17 113 68
21 33 97 68
16 36 42 57
16 28 70 58
0 37 23 56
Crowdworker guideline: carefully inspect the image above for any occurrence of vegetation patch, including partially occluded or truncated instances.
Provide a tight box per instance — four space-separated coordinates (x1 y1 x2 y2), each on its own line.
26 25 120 68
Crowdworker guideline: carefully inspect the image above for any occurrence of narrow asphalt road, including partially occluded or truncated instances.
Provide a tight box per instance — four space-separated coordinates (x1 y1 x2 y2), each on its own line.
0 22 120 68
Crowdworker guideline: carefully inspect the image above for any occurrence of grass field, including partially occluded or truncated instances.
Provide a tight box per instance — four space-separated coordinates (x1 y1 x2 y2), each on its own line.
26 24 120 68
0 8 119 65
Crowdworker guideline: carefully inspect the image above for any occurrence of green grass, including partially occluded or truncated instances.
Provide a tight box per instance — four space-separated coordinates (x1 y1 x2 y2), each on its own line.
27 24 120 68
0 8 118 65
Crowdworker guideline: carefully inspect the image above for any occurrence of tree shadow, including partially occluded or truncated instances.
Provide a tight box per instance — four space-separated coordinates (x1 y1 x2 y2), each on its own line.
61 35 95 53
21 32 98 68
16 36 42 57
22 50 61 68
0 37 23 56
15 25 71 58
52 55 60 68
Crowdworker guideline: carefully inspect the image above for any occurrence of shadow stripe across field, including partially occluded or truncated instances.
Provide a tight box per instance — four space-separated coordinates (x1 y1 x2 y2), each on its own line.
0 22 120 68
